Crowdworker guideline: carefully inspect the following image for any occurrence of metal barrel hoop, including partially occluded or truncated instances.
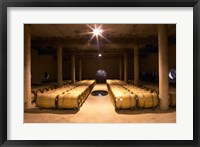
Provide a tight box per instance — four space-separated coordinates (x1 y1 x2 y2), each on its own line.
62 94 65 109
129 92 132 109
151 92 154 109
47 94 51 108
120 96 122 109
142 92 145 109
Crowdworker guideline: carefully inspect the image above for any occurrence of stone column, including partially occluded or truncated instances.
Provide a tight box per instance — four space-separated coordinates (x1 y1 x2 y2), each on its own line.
124 53 128 82
134 45 139 86
71 55 75 83
24 24 31 108
57 45 62 87
119 59 122 80
158 24 169 110
79 59 82 81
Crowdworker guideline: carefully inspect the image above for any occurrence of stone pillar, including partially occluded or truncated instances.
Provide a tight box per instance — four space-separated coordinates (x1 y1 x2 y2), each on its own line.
119 59 122 80
71 55 75 83
134 45 139 86
24 24 31 108
57 45 62 87
124 53 128 82
79 59 82 81
158 24 169 110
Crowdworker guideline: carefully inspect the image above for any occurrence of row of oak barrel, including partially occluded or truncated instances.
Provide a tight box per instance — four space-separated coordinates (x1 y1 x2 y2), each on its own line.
140 84 176 107
107 79 175 110
35 80 96 109
31 80 71 103
127 80 176 107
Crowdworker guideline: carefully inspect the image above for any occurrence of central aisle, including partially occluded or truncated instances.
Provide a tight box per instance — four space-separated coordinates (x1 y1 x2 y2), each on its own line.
24 83 176 123
77 84 115 122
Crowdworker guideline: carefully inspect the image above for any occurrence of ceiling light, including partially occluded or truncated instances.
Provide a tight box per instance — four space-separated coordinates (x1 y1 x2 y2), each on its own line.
86 24 110 45
93 28 101 36
98 53 102 57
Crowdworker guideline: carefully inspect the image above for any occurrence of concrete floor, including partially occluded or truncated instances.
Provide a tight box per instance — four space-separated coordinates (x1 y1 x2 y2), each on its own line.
24 84 176 123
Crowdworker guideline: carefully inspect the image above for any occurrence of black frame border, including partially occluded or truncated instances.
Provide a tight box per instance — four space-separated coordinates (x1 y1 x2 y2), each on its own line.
0 0 199 147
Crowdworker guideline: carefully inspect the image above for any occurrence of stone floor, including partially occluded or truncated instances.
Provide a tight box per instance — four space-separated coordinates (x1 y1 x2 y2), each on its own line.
24 84 176 123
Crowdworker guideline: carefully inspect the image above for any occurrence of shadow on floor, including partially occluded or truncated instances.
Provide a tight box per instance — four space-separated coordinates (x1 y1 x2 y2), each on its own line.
24 108 80 114
115 107 176 115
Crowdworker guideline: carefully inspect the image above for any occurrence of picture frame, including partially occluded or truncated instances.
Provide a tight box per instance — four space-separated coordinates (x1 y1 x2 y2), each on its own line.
0 0 199 146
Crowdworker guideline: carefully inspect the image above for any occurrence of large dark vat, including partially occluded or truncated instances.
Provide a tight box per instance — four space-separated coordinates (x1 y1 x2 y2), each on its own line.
96 69 107 83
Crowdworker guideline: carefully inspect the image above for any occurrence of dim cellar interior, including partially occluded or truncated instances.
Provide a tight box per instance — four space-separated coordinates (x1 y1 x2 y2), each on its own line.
24 24 176 123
